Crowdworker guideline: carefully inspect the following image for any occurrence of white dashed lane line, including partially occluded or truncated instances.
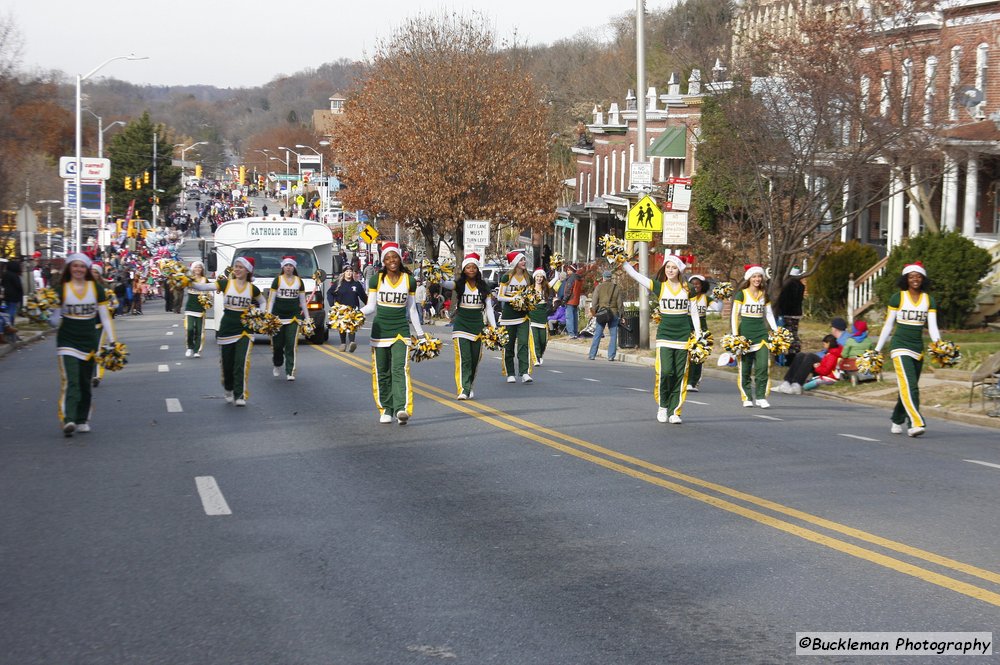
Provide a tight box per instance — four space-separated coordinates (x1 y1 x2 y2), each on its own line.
172 324 179 328
755 414 783 421
159 345 169 350
686 399 708 405
195 476 232 516
165 331 174 336
838 433 882 443
583 378 600 382
158 364 169 373
965 459 1000 471
165 398 183 412
625 387 648 392
548 370 564 374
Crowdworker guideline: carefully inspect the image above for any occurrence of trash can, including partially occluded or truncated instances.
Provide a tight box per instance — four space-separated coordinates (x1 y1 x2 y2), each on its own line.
619 311 640 349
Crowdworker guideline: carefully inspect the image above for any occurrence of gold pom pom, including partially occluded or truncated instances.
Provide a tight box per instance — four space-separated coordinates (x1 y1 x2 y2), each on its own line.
327 304 365 334
549 252 564 271
298 318 316 338
241 307 282 335
481 325 509 350
857 349 884 375
686 331 713 365
766 327 795 355
409 334 442 362
721 333 751 357
23 287 59 323
712 282 733 300
650 308 662 325
197 293 214 310
96 342 129 371
510 288 542 313
927 339 962 367
599 234 628 264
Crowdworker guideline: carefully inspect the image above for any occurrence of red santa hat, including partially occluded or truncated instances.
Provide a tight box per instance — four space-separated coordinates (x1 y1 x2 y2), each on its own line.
66 253 92 269
663 254 686 273
234 256 255 273
461 252 482 269
902 261 926 277
380 242 401 263
743 263 765 281
90 261 104 274
532 267 547 279
506 250 526 269
280 255 297 268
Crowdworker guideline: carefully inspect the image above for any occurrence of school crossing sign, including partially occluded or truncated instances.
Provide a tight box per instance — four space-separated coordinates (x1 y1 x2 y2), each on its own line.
625 195 662 242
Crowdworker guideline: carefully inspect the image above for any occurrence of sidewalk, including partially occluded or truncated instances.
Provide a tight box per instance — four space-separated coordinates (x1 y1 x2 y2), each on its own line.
544 333 1000 432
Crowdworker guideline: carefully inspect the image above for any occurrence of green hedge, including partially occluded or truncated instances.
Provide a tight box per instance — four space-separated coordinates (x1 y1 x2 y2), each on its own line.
809 241 879 314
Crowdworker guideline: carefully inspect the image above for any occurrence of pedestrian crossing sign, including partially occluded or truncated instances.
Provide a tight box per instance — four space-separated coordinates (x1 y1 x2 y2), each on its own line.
627 195 663 232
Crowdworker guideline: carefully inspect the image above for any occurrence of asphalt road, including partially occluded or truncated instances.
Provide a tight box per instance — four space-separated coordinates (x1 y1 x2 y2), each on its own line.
2 295 999 664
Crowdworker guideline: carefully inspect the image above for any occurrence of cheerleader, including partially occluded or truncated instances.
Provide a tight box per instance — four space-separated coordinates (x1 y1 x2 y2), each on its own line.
359 242 425 424
686 274 711 392
52 254 116 436
267 256 308 381
190 256 265 406
622 255 702 424
440 252 497 399
183 260 209 358
496 249 534 383
89 261 110 388
732 264 778 408
874 261 940 437
529 267 557 366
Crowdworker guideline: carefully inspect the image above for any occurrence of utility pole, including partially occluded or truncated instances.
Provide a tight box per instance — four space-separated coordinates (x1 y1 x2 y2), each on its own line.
152 131 158 223
636 0 651 348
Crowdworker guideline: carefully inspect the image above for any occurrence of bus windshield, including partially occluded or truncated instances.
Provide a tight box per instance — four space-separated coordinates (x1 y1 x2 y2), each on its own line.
233 249 318 279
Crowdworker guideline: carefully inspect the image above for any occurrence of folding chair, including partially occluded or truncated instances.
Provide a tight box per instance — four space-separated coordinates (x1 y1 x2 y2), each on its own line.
969 349 1000 409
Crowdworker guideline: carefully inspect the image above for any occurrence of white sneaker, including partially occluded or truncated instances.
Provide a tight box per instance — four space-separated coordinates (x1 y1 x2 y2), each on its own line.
224 391 234 403
286 375 295 381
185 349 193 358
757 399 771 409
506 376 516 383
668 415 682 424
193 352 201 358
534 361 541 367
687 384 699 392
348 341 357 352
775 381 790 394
907 426 925 438
742 400 754 408
273 366 281 377
234 398 246 407
396 410 409 425
76 423 91 433
379 413 392 424
890 423 904 434
790 383 802 395
468 391 474 399
522 375 533 384
62 422 76 436
538 358 544 365
457 393 468 400
656 407 668 423
340 344 347 351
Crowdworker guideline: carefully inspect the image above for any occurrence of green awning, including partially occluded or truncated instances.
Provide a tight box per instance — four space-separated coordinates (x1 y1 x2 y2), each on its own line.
648 126 687 159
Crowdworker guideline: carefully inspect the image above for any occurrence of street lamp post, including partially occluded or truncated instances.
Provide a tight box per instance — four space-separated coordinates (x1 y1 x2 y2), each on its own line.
269 156 290 210
295 144 326 219
37 200 60 258
175 141 207 185
75 54 148 253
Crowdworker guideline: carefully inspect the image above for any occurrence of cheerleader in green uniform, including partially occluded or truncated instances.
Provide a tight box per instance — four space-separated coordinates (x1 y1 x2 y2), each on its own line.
529 267 557 366
183 261 209 358
732 264 778 408
874 261 941 437
441 252 497 400
496 249 534 383
623 255 702 424
190 256 265 406
686 274 711 392
359 242 426 424
52 254 116 436
267 256 307 381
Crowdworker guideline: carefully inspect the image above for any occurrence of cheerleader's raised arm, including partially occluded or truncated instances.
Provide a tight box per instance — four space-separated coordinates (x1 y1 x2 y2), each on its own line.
622 261 654 292
407 295 426 337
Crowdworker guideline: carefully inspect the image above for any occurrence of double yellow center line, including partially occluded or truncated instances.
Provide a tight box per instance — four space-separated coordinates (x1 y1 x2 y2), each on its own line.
311 344 1000 607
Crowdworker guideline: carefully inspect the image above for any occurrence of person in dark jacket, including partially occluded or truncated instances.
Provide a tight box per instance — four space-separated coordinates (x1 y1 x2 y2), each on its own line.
327 266 368 352
776 267 805 361
2 260 24 338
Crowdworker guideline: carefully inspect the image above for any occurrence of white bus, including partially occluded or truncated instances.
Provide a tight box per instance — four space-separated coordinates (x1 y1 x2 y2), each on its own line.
202 216 333 343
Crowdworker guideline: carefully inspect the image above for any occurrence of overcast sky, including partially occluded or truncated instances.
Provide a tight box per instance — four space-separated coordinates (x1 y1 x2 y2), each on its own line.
13 1 676 88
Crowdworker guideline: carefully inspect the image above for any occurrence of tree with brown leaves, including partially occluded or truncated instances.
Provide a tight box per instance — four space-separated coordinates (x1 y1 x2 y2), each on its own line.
330 13 561 261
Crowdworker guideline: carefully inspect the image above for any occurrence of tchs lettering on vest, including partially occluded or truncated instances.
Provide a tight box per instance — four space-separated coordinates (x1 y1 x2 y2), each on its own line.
379 292 408 305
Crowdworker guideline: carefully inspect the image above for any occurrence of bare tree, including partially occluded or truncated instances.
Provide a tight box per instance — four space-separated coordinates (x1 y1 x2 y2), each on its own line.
330 12 562 260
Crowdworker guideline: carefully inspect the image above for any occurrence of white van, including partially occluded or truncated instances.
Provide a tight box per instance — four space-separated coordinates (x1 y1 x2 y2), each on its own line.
203 216 333 343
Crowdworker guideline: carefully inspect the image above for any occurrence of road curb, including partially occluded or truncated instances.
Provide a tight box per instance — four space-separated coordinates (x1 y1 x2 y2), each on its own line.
547 337 1000 431
0 329 48 359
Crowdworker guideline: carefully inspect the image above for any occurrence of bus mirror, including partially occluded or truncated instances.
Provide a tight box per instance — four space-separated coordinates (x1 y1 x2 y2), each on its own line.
332 254 343 275
206 251 217 272
315 269 327 282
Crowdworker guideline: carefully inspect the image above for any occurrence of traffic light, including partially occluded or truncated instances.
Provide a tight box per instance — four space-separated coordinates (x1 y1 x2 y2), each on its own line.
238 165 246 185
303 171 311 184
124 176 132 190
143 171 150 185
195 164 202 178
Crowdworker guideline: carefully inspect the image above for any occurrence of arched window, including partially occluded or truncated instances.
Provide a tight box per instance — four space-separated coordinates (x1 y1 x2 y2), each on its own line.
949 45 962 122
924 56 937 126
976 43 989 119
901 58 913 125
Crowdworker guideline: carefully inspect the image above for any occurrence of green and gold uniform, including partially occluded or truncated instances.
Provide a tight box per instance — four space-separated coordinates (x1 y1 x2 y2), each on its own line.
56 281 114 427
268 274 306 378
732 288 776 402
445 278 497 397
879 290 938 429
211 278 263 401
497 273 534 378
528 287 551 363
623 263 702 417
184 276 209 355
365 271 420 417
687 291 710 389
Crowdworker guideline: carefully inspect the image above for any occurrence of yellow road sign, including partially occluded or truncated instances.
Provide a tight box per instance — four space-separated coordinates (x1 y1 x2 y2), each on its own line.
627 195 663 232
625 230 653 242
296 195 306 206
313 198 321 208
360 224 379 244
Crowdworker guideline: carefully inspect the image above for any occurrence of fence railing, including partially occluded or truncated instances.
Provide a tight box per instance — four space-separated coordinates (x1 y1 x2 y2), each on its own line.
847 256 889 323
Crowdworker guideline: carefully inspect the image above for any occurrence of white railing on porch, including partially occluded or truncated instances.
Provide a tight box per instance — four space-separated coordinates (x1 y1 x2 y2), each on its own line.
847 256 889 323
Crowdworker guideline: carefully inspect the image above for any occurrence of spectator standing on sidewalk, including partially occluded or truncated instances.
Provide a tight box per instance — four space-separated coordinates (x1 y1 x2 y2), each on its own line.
776 267 805 363
2 259 23 341
562 264 582 338
587 270 623 362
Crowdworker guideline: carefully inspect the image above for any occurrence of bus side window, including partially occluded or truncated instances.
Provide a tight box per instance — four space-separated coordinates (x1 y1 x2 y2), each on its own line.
206 251 217 273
